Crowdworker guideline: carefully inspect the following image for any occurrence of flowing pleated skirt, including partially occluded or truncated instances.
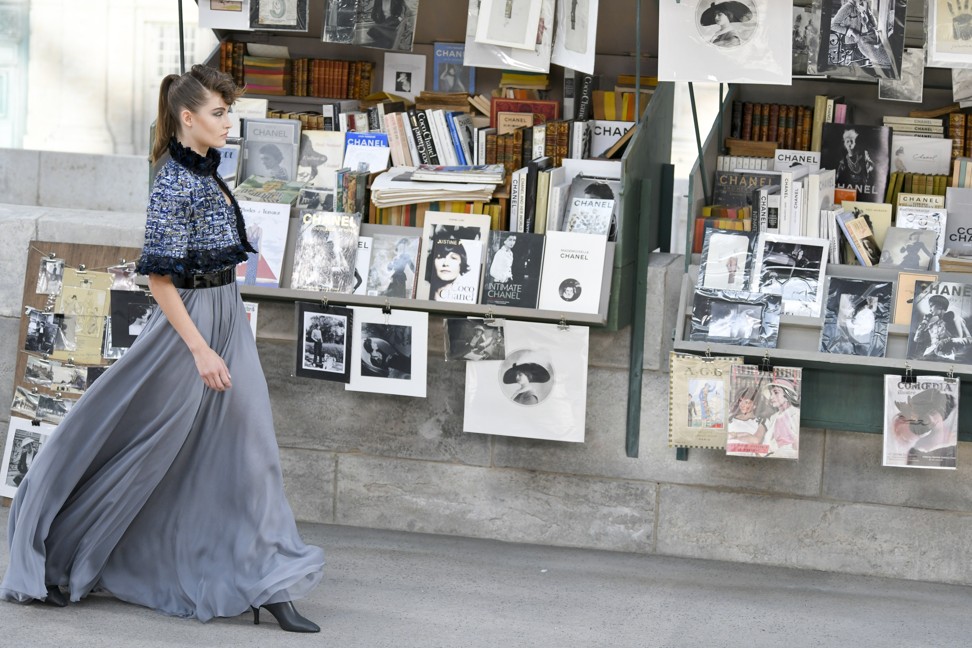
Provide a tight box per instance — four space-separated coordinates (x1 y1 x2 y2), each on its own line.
1 282 324 621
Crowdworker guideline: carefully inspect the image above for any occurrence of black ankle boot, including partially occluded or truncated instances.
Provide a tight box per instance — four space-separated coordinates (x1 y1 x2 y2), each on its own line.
251 601 319 633
44 586 68 608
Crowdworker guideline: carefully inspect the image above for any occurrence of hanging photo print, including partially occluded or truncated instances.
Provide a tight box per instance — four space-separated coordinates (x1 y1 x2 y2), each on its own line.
0 417 58 499
347 307 428 397
36 257 64 295
819 277 892 357
463 0 555 72
927 0 972 68
24 308 57 355
726 364 803 460
878 47 925 102
810 0 908 80
199 0 253 31
109 290 156 350
464 320 588 442
551 0 599 74
323 0 420 51
295 301 354 383
668 352 744 449
658 0 792 85
689 288 782 347
107 262 139 291
444 317 506 361
250 0 309 32
11 387 39 419
883 375 958 469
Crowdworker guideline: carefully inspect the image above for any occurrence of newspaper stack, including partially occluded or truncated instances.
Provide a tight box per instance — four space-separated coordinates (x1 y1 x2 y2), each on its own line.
370 167 496 208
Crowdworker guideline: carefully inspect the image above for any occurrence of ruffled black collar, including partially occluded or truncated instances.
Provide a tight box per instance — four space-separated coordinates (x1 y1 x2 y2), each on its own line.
168 138 221 176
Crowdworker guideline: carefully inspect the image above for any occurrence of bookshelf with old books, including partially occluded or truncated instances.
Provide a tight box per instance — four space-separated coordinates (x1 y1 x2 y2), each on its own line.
673 3 972 438
193 0 672 330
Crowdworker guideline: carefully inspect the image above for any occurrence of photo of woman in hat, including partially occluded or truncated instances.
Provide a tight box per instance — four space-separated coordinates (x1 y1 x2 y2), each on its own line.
912 292 972 363
887 384 957 468
500 351 554 406
754 377 800 459
11 436 40 487
697 0 757 48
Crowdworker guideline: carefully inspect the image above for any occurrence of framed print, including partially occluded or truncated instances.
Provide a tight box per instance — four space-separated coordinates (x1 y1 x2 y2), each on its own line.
464 320 588 442
347 307 428 397
697 229 755 291
0 417 57 498
928 0 972 68
475 0 544 51
658 0 792 85
819 277 893 357
250 0 309 32
199 0 253 30
750 233 829 317
444 317 506 361
295 302 353 383
689 288 782 348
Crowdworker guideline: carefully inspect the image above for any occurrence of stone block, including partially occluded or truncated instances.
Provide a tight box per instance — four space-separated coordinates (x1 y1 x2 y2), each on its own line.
492 368 824 498
0 207 40 317
0 149 40 206
35 207 145 249
38 152 149 213
823 430 972 511
279 447 335 524
259 338 491 466
655 484 972 585
0 316 22 417
336 455 656 553
247 299 297 341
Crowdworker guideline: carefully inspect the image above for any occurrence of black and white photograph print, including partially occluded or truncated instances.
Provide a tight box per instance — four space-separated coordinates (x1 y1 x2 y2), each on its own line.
295 302 353 383
325 0 419 51
907 280 972 364
689 288 782 348
382 52 426 102
0 417 57 498
36 257 64 295
698 229 754 291
475 0 544 51
250 0 308 31
750 234 829 317
11 386 39 418
24 355 54 387
51 362 87 395
86 365 108 389
819 277 893 357
107 262 138 291
25 308 57 354
927 0 972 68
323 0 357 43
813 0 908 80
367 234 419 298
878 227 937 271
792 4 820 74
558 278 582 302
551 0 598 74
36 394 74 425
658 0 792 85
109 290 155 350
464 320 589 442
444 317 506 361
102 317 128 361
819 123 891 204
879 47 925 102
347 307 428 397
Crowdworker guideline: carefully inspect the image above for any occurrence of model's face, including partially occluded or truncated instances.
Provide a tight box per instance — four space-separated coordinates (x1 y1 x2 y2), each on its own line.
714 11 729 25
504 237 517 249
843 136 856 154
769 387 787 408
370 349 385 366
516 371 529 386
931 304 946 316
738 397 754 415
563 287 575 299
182 90 231 154
435 251 462 281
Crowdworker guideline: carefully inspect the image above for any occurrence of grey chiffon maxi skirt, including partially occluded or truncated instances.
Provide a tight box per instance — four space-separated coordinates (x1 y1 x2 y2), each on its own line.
1 282 324 621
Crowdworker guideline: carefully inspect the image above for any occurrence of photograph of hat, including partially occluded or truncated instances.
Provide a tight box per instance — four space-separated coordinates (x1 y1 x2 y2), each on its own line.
761 377 797 397
894 387 954 422
502 362 551 384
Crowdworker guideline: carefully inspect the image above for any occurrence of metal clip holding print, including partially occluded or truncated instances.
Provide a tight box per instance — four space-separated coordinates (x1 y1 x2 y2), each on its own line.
902 363 916 385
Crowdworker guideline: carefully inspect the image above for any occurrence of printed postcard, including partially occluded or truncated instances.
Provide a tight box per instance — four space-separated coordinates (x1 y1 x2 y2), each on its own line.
725 364 803 460
669 352 743 449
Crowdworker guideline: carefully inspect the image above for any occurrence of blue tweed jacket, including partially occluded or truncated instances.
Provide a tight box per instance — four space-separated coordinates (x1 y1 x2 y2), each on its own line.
136 139 255 277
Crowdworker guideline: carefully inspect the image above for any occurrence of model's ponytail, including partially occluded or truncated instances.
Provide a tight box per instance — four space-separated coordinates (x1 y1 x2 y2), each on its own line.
151 74 181 164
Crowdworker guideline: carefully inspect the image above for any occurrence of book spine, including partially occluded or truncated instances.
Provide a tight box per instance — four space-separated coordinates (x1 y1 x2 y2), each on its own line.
741 102 754 141
509 169 521 232
768 104 780 145
575 73 597 121
406 109 432 165
952 113 968 160
730 100 743 139
414 110 440 165
485 133 498 165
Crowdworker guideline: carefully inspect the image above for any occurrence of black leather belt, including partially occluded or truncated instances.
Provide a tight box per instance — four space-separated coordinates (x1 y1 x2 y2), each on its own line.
170 267 236 289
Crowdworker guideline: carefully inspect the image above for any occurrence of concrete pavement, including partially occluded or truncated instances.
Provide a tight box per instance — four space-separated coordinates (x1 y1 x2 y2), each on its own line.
1 507 970 647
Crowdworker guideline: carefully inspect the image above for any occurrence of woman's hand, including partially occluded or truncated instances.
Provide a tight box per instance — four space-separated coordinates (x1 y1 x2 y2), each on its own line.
193 346 232 391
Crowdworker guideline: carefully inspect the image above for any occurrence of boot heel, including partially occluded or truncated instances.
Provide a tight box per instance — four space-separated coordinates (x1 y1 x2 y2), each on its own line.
251 606 260 625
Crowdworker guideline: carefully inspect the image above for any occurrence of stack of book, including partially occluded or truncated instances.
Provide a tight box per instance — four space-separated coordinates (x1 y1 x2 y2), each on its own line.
728 100 814 152
370 168 497 207
242 57 292 96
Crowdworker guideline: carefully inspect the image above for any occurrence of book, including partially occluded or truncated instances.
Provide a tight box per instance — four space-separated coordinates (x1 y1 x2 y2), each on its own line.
233 176 306 204
804 169 836 239
893 271 938 325
590 120 634 158
448 112 477 166
897 193 946 209
878 227 937 271
433 42 475 94
836 212 881 266
234 201 292 288
944 187 972 256
414 211 491 300
773 149 820 173
895 206 947 271
352 235 372 295
712 170 780 209
842 201 893 249
819 123 891 203
883 375 959 470
426 233 483 303
216 139 243 189
290 211 362 293
563 175 622 241
342 131 390 173
408 164 505 184
668 353 743 450
890 134 953 175
366 233 420 298
481 231 545 308
907 280 972 365
241 118 302 183
489 97 560 130
522 156 553 233
296 130 346 189
819 277 893 357
537 231 607 315
724 364 802 459
496 111 534 135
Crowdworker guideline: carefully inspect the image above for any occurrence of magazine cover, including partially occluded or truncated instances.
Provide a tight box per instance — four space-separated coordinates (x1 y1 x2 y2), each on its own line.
819 123 891 204
433 42 475 93
346 307 428 398
241 118 301 183
537 231 608 315
819 277 893 356
750 234 829 317
295 301 353 383
464 320 589 442
415 211 491 300
878 227 937 271
481 231 545 308
811 0 908 80
290 211 362 293
895 206 947 271
216 139 243 189
463 0 555 73
0 416 58 498
883 374 958 469
296 130 346 189
668 352 743 449
907 280 972 364
343 132 391 174
367 233 420 298
892 271 936 325
689 288 782 348
725 364 803 459
658 0 792 85
235 201 291 288
444 317 506 361
878 47 925 102
426 235 483 304
562 175 621 241
697 229 755 291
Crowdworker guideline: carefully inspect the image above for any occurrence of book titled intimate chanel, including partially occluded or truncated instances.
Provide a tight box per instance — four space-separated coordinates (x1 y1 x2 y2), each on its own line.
481 231 545 308
537 231 607 315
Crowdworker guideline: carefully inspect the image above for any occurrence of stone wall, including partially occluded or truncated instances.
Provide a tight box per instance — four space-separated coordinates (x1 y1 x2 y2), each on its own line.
2 150 972 587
